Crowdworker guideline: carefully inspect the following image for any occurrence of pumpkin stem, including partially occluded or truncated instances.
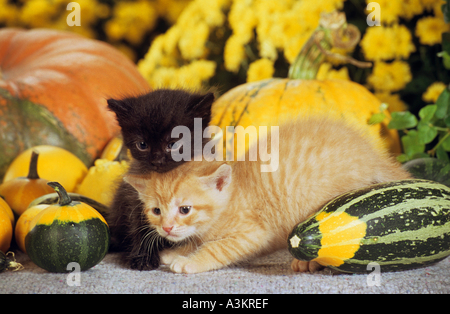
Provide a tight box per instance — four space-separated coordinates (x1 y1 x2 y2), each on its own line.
5 252 24 272
27 150 41 180
288 10 372 80
47 182 72 206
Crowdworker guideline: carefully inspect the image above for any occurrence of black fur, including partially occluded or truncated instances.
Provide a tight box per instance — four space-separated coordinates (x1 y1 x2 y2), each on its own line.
106 89 215 270
107 89 214 173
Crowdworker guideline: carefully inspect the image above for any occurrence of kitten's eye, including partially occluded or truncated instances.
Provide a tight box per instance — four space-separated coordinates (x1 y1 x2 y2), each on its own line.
166 141 181 152
152 208 161 215
136 141 149 151
179 206 191 215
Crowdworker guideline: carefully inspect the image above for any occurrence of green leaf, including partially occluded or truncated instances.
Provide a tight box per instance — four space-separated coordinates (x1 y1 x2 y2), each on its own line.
443 4 450 23
442 134 450 151
368 112 386 125
388 111 418 130
401 130 425 158
438 51 450 70
396 154 410 163
437 145 450 162
445 115 450 127
442 32 450 52
435 88 450 119
417 123 438 144
419 104 437 122
412 152 431 159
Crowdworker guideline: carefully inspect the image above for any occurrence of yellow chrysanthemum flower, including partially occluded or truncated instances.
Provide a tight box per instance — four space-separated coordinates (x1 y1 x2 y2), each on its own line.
374 91 408 112
393 24 416 59
367 60 412 92
155 0 193 25
150 68 178 89
179 21 210 59
228 0 256 44
247 58 275 82
360 26 396 61
148 60 216 90
365 0 402 24
422 82 447 103
138 35 165 78
416 16 450 46
163 26 182 56
421 0 444 11
361 24 415 61
283 32 312 64
432 0 445 18
317 63 350 81
0 0 20 26
105 0 157 45
224 34 247 73
19 0 60 28
399 0 424 20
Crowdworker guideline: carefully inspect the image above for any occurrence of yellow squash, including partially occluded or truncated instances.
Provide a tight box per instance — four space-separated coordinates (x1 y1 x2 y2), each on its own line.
3 145 88 193
0 151 54 216
15 204 50 253
75 159 129 207
211 11 401 159
0 206 12 253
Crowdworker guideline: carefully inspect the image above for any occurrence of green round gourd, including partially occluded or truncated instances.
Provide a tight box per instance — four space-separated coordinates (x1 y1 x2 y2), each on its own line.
403 158 450 187
25 182 110 273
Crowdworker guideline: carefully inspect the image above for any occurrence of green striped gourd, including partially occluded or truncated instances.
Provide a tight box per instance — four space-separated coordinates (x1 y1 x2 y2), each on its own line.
288 179 450 273
25 182 110 273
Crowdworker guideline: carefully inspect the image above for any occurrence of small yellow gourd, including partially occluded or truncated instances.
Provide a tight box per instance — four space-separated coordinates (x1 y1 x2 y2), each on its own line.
3 145 88 193
15 204 50 253
0 207 12 253
0 151 54 216
75 159 129 206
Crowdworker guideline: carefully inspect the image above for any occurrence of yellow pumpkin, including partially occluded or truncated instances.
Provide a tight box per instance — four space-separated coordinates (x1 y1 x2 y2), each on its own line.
15 204 49 253
0 206 12 253
100 135 130 161
3 145 88 193
211 11 401 158
0 151 54 216
75 159 129 206
100 136 124 161
0 197 14 226
212 79 400 157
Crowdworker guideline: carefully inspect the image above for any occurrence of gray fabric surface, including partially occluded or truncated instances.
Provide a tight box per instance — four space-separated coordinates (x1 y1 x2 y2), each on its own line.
1 249 449 294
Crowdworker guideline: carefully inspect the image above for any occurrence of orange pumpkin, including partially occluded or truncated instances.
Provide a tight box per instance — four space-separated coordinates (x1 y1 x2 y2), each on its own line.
0 28 150 177
211 12 401 158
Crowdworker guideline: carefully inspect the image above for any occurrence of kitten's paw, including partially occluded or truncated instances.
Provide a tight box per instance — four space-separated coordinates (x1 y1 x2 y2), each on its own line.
170 256 202 274
129 254 159 270
291 259 324 273
160 249 179 265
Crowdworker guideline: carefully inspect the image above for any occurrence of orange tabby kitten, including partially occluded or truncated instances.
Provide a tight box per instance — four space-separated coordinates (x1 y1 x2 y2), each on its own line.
125 118 411 274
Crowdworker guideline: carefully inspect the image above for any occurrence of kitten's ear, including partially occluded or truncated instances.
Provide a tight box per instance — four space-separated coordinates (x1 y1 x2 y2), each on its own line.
199 164 232 192
123 175 147 195
187 93 215 120
107 98 129 117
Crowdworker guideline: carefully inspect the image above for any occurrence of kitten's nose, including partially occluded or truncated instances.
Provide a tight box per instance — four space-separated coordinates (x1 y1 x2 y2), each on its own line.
151 157 164 165
162 226 173 234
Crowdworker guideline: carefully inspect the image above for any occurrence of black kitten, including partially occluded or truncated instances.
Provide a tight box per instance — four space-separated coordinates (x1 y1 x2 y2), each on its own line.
106 89 215 270
107 89 214 173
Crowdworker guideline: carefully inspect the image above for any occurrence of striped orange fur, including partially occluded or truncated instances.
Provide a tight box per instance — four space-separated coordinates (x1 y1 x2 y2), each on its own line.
125 117 411 274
